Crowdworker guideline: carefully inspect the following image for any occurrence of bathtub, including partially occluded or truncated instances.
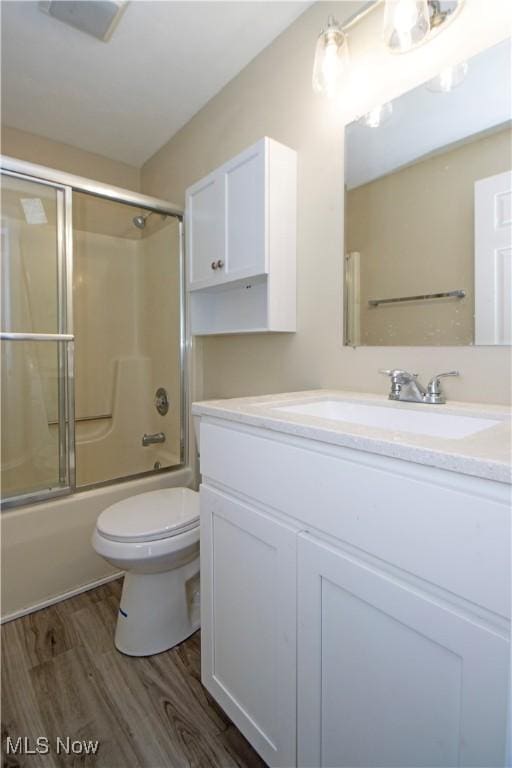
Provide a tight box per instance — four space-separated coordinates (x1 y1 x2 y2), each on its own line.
1 466 193 622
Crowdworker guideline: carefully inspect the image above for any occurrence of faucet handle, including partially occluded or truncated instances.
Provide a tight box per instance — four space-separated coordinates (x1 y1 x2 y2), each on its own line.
427 371 459 391
379 369 410 400
425 371 459 404
379 369 418 381
380 368 408 378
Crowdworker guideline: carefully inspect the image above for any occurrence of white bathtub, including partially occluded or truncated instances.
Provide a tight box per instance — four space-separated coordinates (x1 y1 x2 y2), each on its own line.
1 466 193 622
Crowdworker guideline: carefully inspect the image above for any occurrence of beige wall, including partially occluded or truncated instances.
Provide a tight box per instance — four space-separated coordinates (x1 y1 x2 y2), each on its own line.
1 125 140 190
347 126 512 346
142 0 512 406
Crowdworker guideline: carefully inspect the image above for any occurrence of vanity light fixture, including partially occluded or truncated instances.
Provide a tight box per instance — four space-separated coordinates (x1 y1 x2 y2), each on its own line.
312 16 349 99
383 0 430 51
384 0 465 53
312 1 465 98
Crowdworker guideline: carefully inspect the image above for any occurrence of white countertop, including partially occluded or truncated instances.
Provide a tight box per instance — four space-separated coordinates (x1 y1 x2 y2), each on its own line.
192 390 512 484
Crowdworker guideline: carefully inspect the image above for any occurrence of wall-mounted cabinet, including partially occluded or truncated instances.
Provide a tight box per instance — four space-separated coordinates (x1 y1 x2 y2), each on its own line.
185 137 296 335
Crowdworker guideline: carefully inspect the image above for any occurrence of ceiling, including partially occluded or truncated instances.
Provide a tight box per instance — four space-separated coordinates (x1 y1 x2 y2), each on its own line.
1 1 311 167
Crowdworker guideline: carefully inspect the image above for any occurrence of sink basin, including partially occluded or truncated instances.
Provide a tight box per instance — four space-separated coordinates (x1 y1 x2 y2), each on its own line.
273 399 502 439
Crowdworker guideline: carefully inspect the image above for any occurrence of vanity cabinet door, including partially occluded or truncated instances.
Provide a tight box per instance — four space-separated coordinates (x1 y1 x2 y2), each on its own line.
200 484 297 768
297 533 509 768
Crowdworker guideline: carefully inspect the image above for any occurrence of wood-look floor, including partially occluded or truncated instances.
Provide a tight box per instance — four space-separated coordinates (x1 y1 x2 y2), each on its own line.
1 580 267 768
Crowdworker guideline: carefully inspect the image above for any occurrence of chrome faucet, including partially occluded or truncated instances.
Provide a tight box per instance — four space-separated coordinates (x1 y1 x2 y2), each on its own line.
142 432 166 447
380 369 459 404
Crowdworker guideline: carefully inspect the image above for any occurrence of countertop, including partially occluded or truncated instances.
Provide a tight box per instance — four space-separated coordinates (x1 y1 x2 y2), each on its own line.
192 390 512 484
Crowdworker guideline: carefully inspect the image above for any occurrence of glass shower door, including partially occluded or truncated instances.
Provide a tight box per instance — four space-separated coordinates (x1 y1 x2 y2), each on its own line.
72 192 183 487
0 172 74 505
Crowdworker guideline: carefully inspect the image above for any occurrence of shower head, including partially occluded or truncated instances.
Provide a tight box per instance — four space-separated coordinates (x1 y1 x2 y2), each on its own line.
132 211 153 229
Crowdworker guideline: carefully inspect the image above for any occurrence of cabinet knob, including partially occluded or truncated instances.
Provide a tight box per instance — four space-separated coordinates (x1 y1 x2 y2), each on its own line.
216 260 224 269
211 261 218 270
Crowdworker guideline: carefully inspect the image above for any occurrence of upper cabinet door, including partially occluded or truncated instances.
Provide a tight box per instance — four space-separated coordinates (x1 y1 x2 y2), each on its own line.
185 170 225 289
186 137 296 294
223 140 267 281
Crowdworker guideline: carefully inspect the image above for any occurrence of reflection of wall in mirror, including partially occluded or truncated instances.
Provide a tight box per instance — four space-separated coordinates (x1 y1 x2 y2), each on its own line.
346 125 512 346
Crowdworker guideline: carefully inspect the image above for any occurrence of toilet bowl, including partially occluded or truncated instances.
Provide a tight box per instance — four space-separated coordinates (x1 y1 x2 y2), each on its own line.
92 487 200 657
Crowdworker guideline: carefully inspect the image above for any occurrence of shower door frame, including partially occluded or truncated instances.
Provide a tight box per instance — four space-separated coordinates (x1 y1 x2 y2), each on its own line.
0 155 187 509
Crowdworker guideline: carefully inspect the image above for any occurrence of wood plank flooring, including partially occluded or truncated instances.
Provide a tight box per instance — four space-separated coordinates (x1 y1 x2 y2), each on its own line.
1 580 267 768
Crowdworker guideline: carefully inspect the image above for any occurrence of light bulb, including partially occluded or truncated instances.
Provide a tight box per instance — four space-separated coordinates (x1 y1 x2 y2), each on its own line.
427 61 468 93
361 102 393 128
312 17 349 99
322 40 340 90
383 0 430 53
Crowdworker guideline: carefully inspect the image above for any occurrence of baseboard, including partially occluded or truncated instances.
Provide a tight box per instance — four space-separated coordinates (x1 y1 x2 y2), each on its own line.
1 571 124 624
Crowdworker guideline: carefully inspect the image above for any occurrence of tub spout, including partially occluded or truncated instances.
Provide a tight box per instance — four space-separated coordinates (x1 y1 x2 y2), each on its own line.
142 432 166 447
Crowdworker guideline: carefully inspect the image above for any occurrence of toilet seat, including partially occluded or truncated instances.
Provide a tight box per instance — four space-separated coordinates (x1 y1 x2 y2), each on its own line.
92 523 200 573
96 487 199 543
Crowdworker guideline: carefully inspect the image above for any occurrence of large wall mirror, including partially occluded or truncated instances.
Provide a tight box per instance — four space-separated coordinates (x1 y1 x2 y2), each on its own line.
344 39 511 347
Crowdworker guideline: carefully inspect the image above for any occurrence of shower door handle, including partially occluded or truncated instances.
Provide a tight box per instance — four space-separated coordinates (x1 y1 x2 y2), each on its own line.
0 332 75 341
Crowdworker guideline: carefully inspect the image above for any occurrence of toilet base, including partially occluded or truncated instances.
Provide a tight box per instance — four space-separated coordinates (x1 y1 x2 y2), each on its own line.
114 557 200 656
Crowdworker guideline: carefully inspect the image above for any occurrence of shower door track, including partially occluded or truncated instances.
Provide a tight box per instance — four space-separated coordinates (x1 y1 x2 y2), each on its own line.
0 156 187 510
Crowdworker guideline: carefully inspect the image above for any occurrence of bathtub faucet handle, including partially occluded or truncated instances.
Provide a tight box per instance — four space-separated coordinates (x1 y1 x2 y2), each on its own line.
155 387 169 416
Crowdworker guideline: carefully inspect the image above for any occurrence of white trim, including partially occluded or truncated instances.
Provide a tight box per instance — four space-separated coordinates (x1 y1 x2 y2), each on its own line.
0 571 123 624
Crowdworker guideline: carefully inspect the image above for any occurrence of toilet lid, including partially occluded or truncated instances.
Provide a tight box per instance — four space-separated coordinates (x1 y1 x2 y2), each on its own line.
96 488 200 543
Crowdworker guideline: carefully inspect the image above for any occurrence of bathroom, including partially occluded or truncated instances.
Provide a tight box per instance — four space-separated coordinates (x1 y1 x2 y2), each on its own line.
1 0 510 766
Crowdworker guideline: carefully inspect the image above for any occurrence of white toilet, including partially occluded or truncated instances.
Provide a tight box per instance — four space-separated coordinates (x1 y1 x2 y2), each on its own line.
92 487 200 657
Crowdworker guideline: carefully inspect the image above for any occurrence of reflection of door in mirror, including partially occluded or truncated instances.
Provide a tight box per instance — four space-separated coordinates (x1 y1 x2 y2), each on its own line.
474 171 512 345
343 38 512 347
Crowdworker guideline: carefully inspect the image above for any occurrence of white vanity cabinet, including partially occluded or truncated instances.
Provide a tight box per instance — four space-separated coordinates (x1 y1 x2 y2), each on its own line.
297 533 509 768
200 484 298 767
196 412 511 768
185 137 296 334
